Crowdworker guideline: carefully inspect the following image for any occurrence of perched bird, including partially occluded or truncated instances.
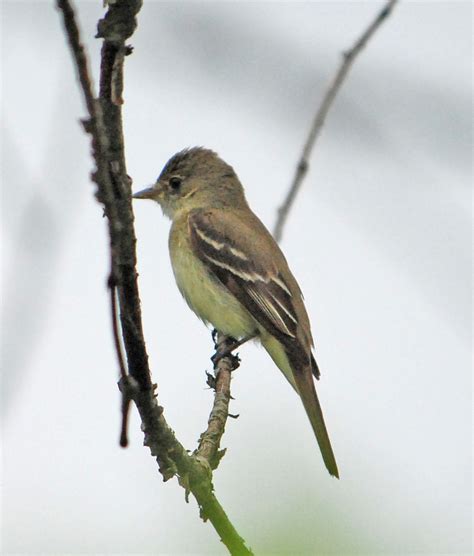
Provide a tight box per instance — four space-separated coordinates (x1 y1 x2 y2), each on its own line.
133 147 339 478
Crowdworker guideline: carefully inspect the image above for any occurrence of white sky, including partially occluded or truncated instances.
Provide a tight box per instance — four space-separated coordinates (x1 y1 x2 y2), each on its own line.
1 1 472 554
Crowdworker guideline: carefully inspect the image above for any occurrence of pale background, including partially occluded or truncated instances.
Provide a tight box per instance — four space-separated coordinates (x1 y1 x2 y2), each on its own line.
1 1 471 554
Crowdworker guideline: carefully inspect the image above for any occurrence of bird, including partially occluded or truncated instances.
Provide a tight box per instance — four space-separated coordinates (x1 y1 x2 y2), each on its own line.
133 147 339 478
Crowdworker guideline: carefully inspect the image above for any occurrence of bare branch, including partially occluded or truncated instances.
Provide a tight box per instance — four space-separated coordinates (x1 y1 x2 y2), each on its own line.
56 0 97 118
57 1 253 553
122 376 253 555
195 333 241 469
273 0 398 242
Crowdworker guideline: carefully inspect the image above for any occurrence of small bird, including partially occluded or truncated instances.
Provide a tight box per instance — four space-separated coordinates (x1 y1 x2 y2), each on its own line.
133 147 339 478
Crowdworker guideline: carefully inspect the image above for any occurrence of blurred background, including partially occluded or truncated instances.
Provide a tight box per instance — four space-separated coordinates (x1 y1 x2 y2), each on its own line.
1 1 471 554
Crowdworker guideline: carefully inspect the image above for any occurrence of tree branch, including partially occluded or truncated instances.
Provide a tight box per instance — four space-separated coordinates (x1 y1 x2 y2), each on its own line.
56 1 253 554
273 0 398 241
195 332 241 470
119 375 253 555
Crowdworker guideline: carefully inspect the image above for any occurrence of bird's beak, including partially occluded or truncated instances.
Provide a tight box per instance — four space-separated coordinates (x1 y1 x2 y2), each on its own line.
132 185 158 200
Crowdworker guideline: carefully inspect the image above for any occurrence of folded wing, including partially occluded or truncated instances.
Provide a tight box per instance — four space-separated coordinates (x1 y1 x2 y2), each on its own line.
189 209 299 344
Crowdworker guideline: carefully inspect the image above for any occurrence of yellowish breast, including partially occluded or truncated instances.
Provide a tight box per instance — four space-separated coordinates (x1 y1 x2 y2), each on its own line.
169 213 256 339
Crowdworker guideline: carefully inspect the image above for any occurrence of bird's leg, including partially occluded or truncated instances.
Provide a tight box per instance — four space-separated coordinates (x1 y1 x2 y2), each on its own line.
211 331 257 368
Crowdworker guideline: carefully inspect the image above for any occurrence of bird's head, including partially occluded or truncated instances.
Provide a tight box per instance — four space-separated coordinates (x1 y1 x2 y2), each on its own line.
133 147 247 219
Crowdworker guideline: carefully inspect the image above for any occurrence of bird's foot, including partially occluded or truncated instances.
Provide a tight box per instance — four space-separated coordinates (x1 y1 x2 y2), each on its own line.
211 333 256 369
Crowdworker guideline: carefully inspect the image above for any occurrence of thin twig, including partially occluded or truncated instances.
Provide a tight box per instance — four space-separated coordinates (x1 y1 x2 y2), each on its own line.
56 0 96 119
273 0 398 242
108 267 130 446
57 0 136 445
109 269 131 446
109 275 127 381
195 333 241 470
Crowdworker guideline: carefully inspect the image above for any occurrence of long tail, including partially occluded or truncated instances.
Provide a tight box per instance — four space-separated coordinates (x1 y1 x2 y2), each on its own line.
290 353 339 478
260 334 339 477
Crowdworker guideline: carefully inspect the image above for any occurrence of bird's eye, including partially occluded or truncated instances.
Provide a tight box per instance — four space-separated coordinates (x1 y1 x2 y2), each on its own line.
169 177 182 191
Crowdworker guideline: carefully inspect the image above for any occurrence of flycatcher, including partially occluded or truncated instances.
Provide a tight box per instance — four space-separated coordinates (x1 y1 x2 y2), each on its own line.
133 147 339 478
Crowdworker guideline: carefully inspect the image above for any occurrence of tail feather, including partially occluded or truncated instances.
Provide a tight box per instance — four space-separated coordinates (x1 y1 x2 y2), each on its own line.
291 355 339 478
311 352 321 380
260 333 339 477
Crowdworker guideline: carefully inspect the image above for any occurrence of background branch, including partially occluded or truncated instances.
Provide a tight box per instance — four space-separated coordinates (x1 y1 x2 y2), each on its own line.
273 0 398 241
